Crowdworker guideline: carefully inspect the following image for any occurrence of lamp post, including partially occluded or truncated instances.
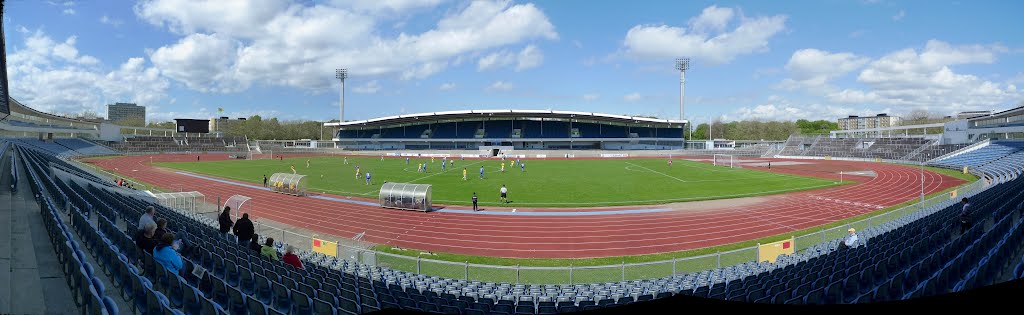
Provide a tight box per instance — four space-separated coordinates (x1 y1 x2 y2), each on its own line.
675 58 689 121
336 68 348 123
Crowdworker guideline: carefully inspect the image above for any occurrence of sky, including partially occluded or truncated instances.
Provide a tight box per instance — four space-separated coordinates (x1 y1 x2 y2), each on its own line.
3 0 1023 124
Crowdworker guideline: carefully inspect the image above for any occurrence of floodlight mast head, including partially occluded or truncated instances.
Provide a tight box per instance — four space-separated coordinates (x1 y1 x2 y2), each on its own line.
675 58 689 121
675 58 690 72
336 68 347 122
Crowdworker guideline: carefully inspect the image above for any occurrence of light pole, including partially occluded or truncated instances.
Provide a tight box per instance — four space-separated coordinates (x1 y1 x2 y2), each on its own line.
336 68 348 123
675 58 689 121
708 115 712 141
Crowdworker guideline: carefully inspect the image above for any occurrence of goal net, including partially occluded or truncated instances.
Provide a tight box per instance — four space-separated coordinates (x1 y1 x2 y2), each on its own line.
713 154 735 168
247 150 273 160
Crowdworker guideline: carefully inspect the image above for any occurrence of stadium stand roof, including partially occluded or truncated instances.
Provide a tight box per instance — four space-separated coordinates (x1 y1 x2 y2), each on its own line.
8 97 100 126
972 104 1024 120
324 109 688 128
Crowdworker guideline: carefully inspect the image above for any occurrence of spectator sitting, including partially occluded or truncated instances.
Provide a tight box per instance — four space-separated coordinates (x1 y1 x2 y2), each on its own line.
233 213 255 245
137 206 156 232
249 234 262 252
839 228 859 249
153 233 184 276
153 218 168 241
218 206 234 237
261 237 279 261
282 245 303 270
134 222 159 254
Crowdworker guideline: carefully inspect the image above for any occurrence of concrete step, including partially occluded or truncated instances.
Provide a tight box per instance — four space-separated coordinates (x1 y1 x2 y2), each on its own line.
1 150 78 314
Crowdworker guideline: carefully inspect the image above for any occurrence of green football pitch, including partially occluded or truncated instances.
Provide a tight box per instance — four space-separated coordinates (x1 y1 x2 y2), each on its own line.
153 156 841 208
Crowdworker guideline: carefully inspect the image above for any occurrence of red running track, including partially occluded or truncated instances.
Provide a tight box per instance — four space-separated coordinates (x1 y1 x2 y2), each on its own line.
84 154 965 258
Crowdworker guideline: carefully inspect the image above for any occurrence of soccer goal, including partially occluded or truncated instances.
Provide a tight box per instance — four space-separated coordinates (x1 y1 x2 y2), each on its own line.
713 154 736 168
247 150 273 160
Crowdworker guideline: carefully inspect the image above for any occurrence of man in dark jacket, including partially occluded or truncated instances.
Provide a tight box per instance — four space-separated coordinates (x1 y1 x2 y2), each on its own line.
249 233 262 253
233 213 255 245
218 206 234 239
959 197 971 234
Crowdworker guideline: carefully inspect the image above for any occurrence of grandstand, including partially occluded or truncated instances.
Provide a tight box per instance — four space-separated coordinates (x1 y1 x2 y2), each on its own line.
1 97 1023 313
2 90 1023 312
326 110 688 151
5 133 1024 315
2 84 1023 313
775 135 970 162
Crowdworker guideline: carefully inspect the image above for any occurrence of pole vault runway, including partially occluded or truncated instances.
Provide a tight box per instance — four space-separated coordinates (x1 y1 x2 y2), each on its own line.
84 154 965 258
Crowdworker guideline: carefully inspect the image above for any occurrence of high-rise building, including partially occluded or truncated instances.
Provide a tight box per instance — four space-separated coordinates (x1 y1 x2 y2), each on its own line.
106 102 146 125
837 113 902 130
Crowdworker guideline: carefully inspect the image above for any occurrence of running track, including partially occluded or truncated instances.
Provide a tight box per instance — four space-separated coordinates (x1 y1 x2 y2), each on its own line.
85 154 965 258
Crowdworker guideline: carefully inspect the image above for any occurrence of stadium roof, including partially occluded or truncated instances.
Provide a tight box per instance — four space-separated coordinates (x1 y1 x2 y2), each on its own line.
324 110 688 128
975 104 1024 119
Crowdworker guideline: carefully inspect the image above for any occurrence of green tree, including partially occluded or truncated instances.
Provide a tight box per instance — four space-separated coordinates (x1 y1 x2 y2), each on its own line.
147 121 176 129
113 117 146 127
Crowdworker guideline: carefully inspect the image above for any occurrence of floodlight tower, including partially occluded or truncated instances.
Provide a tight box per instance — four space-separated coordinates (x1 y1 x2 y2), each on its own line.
675 58 690 121
336 68 348 122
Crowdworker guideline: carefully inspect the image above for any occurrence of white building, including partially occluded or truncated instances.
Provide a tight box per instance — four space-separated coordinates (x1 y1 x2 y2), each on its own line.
838 114 902 130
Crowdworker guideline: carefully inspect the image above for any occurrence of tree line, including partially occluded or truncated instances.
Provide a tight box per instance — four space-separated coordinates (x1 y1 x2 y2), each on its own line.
685 119 838 141
218 115 330 140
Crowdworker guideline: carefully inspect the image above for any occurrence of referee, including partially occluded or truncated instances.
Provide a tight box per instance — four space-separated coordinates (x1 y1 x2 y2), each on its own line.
500 185 508 204
472 192 478 211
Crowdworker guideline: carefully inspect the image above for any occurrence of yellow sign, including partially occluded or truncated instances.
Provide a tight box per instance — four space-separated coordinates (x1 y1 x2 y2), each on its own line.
950 190 958 199
963 166 969 174
758 237 796 263
824 156 832 160
875 158 882 163
311 238 338 257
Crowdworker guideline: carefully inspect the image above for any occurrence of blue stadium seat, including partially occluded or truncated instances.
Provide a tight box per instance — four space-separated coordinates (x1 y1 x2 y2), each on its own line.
181 285 203 315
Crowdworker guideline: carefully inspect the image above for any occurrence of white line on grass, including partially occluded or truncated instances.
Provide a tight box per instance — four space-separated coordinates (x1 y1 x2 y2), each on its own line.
624 162 688 183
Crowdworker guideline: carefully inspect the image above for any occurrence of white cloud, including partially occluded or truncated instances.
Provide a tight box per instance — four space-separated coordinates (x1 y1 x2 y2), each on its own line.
572 40 582 49
729 96 891 121
17 31 99 66
582 93 599 101
439 82 456 91
336 0 447 15
136 0 558 92
62 8 76 15
779 49 870 89
515 45 543 71
150 33 246 93
487 80 514 91
688 5 734 33
6 29 169 116
781 40 1018 115
624 92 642 102
352 80 381 93
478 51 511 71
400 61 448 80
892 10 905 21
100 15 124 27
849 30 867 38
477 44 544 71
622 5 787 64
